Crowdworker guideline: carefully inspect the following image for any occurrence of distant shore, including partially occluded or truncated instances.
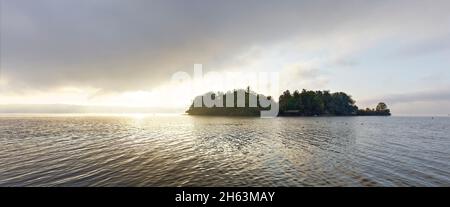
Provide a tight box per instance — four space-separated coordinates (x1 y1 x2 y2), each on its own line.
186 88 391 117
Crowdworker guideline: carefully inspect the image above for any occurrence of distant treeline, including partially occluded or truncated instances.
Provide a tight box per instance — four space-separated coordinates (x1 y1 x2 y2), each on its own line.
186 88 391 116
279 89 390 116
357 102 391 116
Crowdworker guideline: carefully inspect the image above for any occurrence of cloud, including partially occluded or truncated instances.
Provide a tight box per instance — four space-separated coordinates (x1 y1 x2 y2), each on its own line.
394 34 450 58
2 0 449 93
280 62 329 90
385 90 450 104
359 88 450 108
1 0 450 116
355 88 450 115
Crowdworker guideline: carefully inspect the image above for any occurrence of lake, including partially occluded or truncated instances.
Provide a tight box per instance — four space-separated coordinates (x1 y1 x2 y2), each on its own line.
0 115 449 186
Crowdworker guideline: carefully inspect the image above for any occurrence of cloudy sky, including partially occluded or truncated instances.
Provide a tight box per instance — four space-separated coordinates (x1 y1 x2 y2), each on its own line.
1 0 450 115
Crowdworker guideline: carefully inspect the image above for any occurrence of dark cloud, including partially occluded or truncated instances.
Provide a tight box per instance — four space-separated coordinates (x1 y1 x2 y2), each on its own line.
1 0 449 93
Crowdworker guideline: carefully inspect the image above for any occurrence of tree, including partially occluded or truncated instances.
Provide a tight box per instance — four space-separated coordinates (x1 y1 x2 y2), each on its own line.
278 89 357 116
376 102 388 111
187 88 389 116
357 103 390 116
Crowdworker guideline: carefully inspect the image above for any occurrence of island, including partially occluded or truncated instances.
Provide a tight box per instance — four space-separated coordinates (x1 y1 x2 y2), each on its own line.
186 88 272 116
186 88 391 116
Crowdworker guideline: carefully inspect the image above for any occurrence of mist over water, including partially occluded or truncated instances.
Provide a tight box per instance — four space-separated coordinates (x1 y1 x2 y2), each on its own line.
0 115 449 186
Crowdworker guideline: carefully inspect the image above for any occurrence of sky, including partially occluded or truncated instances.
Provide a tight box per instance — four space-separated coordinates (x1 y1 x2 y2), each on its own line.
1 0 450 115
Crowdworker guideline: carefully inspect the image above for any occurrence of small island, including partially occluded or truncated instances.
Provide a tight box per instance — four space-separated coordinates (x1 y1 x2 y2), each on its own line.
186 88 391 116
186 88 272 116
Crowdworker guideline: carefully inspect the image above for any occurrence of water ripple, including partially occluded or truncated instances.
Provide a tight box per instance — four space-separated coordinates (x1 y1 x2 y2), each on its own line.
0 116 449 186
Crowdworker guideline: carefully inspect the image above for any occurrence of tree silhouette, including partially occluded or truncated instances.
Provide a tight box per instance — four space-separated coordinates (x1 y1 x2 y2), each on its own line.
357 102 391 116
186 88 273 116
278 89 358 116
376 102 388 111
186 88 390 116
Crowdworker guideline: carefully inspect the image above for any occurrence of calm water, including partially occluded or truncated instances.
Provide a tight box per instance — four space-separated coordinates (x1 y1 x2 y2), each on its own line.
0 115 449 186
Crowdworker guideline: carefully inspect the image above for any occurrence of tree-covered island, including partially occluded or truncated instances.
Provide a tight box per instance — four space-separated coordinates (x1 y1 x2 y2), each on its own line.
186 88 391 116
186 88 273 116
